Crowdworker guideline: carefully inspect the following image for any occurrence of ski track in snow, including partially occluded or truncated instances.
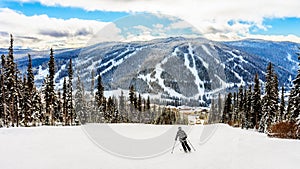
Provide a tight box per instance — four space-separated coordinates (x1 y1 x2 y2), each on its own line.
154 48 184 98
0 124 299 169
185 43 204 98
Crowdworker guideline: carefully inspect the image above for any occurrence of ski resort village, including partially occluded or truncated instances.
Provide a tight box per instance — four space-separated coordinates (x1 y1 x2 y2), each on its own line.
0 1 300 169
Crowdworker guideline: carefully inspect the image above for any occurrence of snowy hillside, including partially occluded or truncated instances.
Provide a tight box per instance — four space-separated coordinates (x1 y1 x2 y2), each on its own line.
0 124 299 169
11 37 299 103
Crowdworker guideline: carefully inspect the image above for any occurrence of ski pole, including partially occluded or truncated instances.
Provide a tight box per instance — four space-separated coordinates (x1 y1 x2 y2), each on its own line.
171 140 176 154
187 139 196 151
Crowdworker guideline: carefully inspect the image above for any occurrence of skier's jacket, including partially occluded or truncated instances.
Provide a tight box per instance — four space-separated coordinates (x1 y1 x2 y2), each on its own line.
175 130 187 142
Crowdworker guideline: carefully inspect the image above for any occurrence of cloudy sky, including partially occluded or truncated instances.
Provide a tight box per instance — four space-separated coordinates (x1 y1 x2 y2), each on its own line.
0 0 300 50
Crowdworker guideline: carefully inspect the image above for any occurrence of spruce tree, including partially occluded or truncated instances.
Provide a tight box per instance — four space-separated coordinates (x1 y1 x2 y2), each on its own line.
146 95 151 122
237 85 244 127
95 74 104 108
47 48 56 125
23 54 34 126
245 85 253 129
90 69 95 96
279 86 285 122
222 93 232 124
105 96 114 122
6 34 17 126
232 92 238 124
259 62 278 132
129 85 135 121
67 59 74 125
119 91 126 122
0 54 7 127
209 96 216 123
75 75 86 124
242 88 248 129
288 51 300 125
217 93 223 122
62 78 67 125
252 74 262 129
137 94 142 122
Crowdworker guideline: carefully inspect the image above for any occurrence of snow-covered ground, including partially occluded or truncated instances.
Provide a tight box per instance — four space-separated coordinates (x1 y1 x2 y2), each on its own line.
0 124 299 169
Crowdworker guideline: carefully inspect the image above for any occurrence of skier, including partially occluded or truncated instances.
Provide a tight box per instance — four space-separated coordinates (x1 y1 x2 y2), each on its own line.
175 127 191 153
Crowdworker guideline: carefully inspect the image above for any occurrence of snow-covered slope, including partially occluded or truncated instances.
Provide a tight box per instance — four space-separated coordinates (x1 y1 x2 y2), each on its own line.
0 124 299 169
11 37 299 104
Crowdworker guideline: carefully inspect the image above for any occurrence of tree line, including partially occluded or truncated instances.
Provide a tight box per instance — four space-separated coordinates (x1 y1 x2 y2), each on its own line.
0 35 185 127
210 56 300 138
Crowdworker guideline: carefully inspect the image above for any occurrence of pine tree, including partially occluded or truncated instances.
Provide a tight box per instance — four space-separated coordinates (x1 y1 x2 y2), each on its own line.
42 75 50 125
209 95 217 123
217 93 223 122
245 85 253 129
288 51 300 126
88 70 97 122
14 70 23 127
54 91 62 123
47 48 56 125
95 74 104 108
259 62 278 132
105 96 114 122
279 86 285 122
31 88 42 126
252 74 262 129
242 88 248 129
75 75 86 124
146 96 151 122
137 93 142 122
62 78 67 125
119 91 126 122
67 59 74 125
23 54 34 126
6 34 17 126
222 93 232 124
129 85 135 121
273 73 279 121
90 69 95 96
0 54 7 127
232 92 238 124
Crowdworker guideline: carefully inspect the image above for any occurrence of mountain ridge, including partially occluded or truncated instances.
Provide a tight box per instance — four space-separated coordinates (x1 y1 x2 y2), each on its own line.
2 37 298 104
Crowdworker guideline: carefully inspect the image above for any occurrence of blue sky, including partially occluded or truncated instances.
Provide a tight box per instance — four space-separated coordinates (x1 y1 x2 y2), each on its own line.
0 1 129 22
250 17 300 36
0 0 300 49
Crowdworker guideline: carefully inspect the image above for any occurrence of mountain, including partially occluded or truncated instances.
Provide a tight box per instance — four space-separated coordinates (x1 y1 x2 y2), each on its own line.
224 39 299 80
7 37 299 105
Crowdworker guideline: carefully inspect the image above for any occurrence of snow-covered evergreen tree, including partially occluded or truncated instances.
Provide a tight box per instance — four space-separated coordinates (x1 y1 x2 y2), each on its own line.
245 85 253 129
119 90 127 122
259 62 278 133
237 85 244 127
222 93 232 124
95 74 104 108
252 74 262 129
62 77 67 125
6 34 17 126
23 54 34 126
75 75 87 124
279 86 285 122
67 59 74 125
47 48 56 125
0 54 7 127
288 51 300 126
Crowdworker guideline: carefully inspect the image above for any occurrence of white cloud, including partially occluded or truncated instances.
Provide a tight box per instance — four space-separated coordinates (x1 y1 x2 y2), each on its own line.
12 0 300 42
0 8 109 50
87 23 123 44
2 0 300 48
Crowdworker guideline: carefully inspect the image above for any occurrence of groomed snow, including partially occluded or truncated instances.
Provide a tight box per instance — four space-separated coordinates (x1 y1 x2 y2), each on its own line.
0 124 299 169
